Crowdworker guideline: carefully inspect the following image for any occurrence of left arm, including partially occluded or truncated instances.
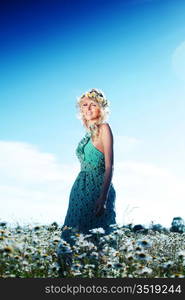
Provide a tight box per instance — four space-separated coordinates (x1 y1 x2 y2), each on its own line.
94 123 114 216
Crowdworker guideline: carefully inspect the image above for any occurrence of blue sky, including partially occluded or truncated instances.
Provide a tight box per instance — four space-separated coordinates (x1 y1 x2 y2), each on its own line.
0 0 185 228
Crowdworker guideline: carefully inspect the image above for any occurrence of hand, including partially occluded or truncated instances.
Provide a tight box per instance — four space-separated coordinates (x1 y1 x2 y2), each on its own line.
94 195 107 217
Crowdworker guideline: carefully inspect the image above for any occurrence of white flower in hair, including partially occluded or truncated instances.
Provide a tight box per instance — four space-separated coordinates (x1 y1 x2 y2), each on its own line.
82 89 108 108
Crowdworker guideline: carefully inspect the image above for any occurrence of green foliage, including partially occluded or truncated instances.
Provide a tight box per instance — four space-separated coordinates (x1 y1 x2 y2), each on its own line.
170 217 185 233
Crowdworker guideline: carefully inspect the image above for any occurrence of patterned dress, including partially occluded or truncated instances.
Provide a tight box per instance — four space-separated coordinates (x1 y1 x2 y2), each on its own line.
60 131 116 245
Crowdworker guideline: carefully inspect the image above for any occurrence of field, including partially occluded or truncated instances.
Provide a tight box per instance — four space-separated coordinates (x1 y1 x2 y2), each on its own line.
0 222 185 278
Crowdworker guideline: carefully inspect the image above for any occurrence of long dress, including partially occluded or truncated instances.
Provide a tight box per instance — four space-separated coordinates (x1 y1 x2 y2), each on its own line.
60 131 116 246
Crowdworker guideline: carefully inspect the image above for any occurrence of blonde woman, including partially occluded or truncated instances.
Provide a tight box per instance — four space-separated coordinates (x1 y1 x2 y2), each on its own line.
60 88 116 245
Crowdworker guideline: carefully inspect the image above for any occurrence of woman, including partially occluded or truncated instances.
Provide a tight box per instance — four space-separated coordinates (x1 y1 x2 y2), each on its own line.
59 88 116 246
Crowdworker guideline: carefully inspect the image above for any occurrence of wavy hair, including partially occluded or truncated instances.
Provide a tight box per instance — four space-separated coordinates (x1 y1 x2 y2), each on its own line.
76 88 110 140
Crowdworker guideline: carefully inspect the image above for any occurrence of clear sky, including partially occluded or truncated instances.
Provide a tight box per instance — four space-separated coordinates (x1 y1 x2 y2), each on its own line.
0 0 185 228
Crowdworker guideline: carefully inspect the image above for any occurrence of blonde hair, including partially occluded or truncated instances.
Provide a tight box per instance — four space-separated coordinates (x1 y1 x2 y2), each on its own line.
76 88 110 140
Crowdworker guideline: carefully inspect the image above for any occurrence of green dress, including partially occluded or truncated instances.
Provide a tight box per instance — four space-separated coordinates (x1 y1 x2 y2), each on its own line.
60 131 116 245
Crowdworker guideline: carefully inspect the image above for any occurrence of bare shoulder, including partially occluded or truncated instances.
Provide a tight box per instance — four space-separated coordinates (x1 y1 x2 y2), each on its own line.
100 123 111 131
99 123 113 139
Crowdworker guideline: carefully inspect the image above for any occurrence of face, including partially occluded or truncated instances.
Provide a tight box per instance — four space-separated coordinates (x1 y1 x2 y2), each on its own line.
80 97 101 121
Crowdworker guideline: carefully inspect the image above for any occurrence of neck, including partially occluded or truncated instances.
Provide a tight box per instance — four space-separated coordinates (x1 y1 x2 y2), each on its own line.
87 120 98 128
88 119 97 125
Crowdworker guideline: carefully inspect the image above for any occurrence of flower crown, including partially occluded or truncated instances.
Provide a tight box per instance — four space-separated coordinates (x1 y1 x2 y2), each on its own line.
78 89 109 108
